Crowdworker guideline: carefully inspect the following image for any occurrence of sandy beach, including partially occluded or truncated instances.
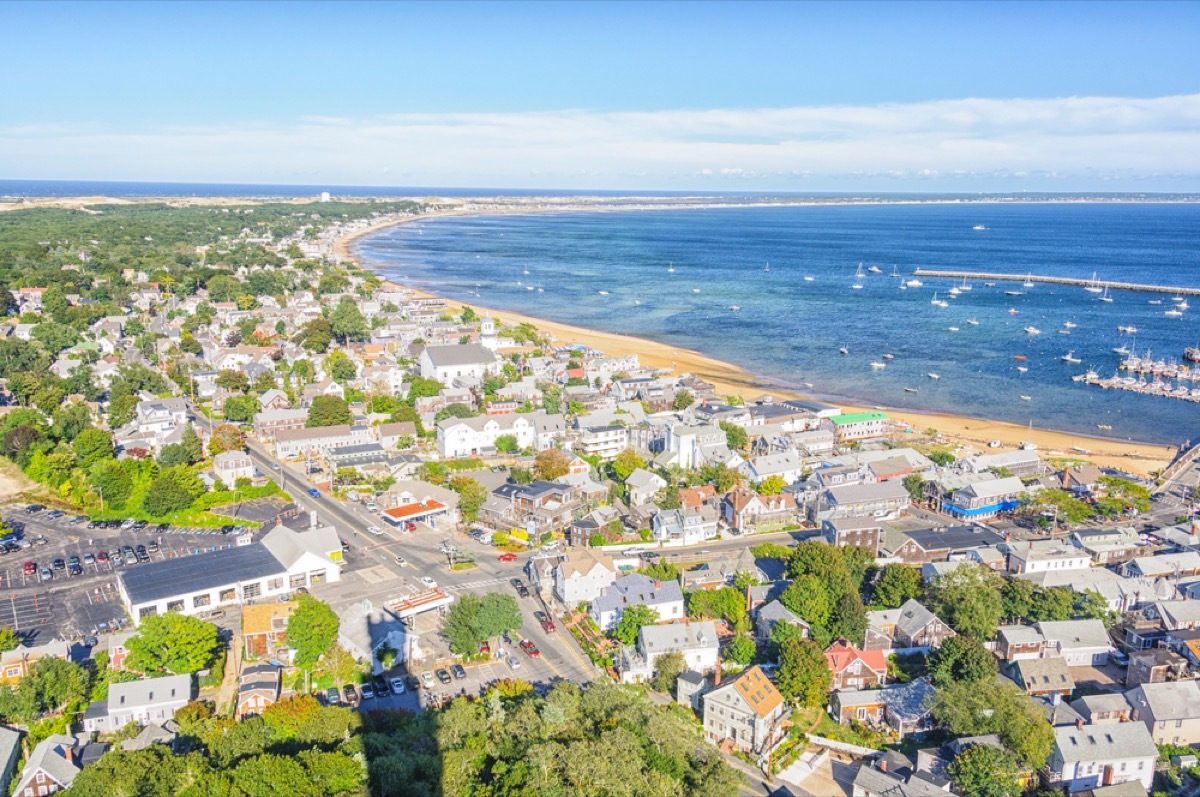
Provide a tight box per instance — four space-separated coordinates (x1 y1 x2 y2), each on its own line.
339 210 1178 477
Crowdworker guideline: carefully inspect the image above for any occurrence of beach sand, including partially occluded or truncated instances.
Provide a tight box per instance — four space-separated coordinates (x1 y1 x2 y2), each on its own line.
338 213 1177 477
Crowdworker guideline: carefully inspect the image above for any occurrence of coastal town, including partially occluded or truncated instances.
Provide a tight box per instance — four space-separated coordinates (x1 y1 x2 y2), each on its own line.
0 198 1197 796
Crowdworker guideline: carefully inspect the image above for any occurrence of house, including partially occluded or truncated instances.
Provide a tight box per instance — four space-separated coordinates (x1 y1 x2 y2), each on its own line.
257 389 291 411
1005 657 1076 697
997 624 1047 662
943 476 1027 519
574 423 628 460
418 343 499 382
1071 693 1134 725
436 412 548 458
1126 648 1190 687
242 601 296 661
1036 619 1113 666
1005 539 1093 574
11 734 79 797
1147 599 1200 631
863 600 955 652
120 723 177 753
722 486 794 532
274 424 369 459
965 449 1043 478
1072 527 1143 565
824 639 888 691
754 600 810 642
253 408 308 441
81 673 192 732
884 525 1006 565
618 620 719 684
213 450 255 485
1123 552 1200 579
1126 680 1200 745
832 678 937 739
701 665 788 754
591 574 685 631
236 663 282 719
0 640 70 684
1049 722 1157 792
651 507 719 546
624 468 666 506
815 480 910 522
554 548 617 605
739 451 805 486
850 754 948 797
822 517 884 555
829 411 889 441
0 726 19 796
1063 463 1106 496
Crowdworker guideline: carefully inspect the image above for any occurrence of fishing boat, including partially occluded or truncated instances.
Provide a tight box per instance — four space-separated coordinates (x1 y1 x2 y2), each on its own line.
967 319 980 326
927 372 941 380
1020 395 1032 401
523 268 530 276
1024 326 1042 335
984 282 997 287
948 287 960 297
1005 290 1024 296
803 276 815 282
597 290 609 296
870 361 887 369
1186 347 1200 363
1112 345 1130 355
1117 325 1137 333
1084 272 1103 294
729 305 741 312
1008 308 1020 315
1013 355 1027 361
1097 424 1112 431
1173 295 1185 302
1098 287 1113 303
526 285 534 291
1061 351 1082 364
633 299 641 306
947 326 960 332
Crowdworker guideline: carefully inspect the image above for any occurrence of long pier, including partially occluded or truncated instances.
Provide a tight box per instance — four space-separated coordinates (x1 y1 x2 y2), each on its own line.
911 269 1200 296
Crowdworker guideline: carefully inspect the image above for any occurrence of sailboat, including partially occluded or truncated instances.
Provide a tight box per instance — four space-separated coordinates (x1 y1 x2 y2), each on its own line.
764 262 770 273
867 264 884 274
1098 287 1113 303
839 345 849 356
1084 272 1103 294
927 372 941 380
667 263 675 273
1023 273 1035 288
890 265 901 278
852 263 865 290
959 276 972 292
930 292 948 308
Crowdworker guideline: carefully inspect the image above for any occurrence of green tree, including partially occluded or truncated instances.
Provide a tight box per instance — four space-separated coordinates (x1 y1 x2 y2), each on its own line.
769 620 808 659
294 317 333 353
654 484 682 510
329 297 369 343
443 593 523 655
777 638 832 707
142 476 195 515
222 393 259 422
72 428 114 468
614 604 659 646
125 613 221 674
89 460 133 509
1029 585 1076 622
208 423 246 456
448 476 488 522
306 395 351 427
1000 577 1036 622
903 473 926 501
672 390 694 410
933 678 1054 768
719 421 749 452
611 448 646 481
828 591 868 646
31 321 79 353
180 423 204 462
725 632 757 666
406 375 443 400
533 448 570 481
947 744 1022 797
322 349 357 382
931 565 1004 640
780 575 832 644
216 369 250 393
928 450 956 466
927 634 996 686
651 650 685 694
287 595 340 670
0 626 18 652
494 434 519 453
156 443 194 469
872 564 924 608
758 475 786 495
788 541 853 601
1075 589 1116 623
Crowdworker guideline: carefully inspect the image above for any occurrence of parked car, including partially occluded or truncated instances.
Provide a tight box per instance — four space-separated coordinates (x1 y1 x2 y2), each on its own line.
405 675 420 691
67 563 82 577
452 664 466 680
96 551 108 563
420 671 436 689
389 677 407 694
110 551 123 566
122 545 136 561
22 561 36 575
157 523 170 532
436 668 452 684
373 675 390 696
24 505 44 513
67 555 80 568
498 552 517 563
69 516 88 525
342 684 359 704
147 542 159 554
360 683 375 700
52 558 65 571
135 545 149 562
479 641 491 655
340 539 351 552
133 520 148 530
45 510 65 519
325 687 341 705
516 584 530 599
39 567 52 581
82 553 95 565
120 518 136 529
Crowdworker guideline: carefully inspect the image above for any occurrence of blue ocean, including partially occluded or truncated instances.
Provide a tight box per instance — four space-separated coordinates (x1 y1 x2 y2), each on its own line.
355 203 1200 446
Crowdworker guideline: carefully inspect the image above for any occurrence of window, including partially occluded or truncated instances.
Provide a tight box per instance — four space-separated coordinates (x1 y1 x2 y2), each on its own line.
139 606 158 620
193 594 211 608
36 773 44 784
267 577 284 591
290 573 307 588
219 588 236 602
166 600 184 613
4 667 20 678
1177 719 1184 728
309 569 326 584
243 582 261 599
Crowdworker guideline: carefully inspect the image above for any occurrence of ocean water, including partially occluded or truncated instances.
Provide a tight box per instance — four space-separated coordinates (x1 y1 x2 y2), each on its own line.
355 203 1200 446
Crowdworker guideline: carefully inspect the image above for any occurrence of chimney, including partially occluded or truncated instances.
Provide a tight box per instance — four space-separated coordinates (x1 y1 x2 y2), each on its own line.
746 584 754 614
1076 719 1084 730
655 580 661 590
714 657 722 686
879 758 887 773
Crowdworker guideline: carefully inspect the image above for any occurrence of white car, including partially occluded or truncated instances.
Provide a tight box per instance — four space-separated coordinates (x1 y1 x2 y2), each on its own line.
366 502 378 512
395 556 408 567
418 576 437 589
508 656 521 669
366 526 383 536
389 677 406 694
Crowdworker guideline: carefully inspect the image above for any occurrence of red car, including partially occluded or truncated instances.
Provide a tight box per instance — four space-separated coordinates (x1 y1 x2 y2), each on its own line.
497 553 517 563
479 641 491 655
22 561 36 576
519 639 540 657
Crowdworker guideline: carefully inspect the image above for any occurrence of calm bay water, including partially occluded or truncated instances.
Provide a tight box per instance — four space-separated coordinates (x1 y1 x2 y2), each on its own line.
356 203 1200 446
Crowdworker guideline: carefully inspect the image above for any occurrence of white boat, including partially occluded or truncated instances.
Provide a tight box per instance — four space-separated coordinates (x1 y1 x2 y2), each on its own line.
1024 326 1042 335
1118 325 1137 333
973 225 987 230
1017 366 1029 373
526 285 534 291
1112 345 1130 355
948 287 960 297
890 265 901 278
904 387 919 393
1005 290 1024 296
1023 273 1035 288
1061 351 1081 364
598 290 609 296
803 276 815 282
537 287 544 293
1020 395 1032 401
870 361 887 369
930 292 948 308
1059 330 1071 335
868 265 884 274
958 277 972 292
1084 272 1103 294
1173 295 1184 302
1097 424 1112 431
1098 287 1113 303
729 305 741 312
764 262 770 273
1063 321 1077 329
984 282 997 287
1166 308 1184 317
523 268 530 276
838 346 849 355
852 263 864 290
851 283 864 290
692 288 701 293
907 279 923 287
667 263 675 273
1008 308 1020 315
947 326 960 332
967 319 980 326
633 299 641 305
1149 299 1162 305
927 372 941 380
1178 301 1190 310
882 353 895 360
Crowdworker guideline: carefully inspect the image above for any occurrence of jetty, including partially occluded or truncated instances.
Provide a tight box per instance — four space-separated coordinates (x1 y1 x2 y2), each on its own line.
911 269 1200 297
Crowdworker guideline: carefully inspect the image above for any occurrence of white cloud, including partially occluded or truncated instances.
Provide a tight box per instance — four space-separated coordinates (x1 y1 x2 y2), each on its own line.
3 94 1199 190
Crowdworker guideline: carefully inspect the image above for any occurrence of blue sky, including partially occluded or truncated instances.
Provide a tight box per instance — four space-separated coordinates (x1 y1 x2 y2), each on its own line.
2 1 1198 190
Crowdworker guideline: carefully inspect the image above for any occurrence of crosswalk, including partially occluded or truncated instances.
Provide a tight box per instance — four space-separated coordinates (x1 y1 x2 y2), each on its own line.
454 577 509 590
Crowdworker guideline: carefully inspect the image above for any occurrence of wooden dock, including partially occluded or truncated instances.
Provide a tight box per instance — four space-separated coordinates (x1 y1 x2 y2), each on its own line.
911 269 1200 296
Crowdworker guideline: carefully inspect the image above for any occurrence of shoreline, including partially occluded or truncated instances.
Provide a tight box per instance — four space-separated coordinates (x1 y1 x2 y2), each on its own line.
340 209 1178 477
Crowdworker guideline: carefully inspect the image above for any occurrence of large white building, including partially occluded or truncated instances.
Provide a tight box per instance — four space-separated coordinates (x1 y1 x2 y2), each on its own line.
1049 721 1156 792
118 525 342 625
418 343 499 383
436 411 561 458
618 621 718 684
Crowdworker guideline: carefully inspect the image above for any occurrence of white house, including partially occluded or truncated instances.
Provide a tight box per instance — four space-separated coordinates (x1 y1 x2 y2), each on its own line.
625 468 667 506
1004 540 1093 574
591 574 685 631
418 343 499 383
701 666 789 754
1049 721 1157 792
81 674 192 732
1035 619 1113 666
652 507 719 546
213 451 255 485
1126 680 1200 746
437 412 555 458
618 620 718 684
554 548 617 606
739 451 806 486
665 424 726 469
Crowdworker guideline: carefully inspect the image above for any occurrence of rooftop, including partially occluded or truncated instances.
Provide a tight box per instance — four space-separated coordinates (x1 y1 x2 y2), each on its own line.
120 543 286 605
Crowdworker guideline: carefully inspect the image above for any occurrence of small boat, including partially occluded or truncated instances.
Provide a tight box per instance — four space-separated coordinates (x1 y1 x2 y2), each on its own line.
1013 355 1027 361
868 265 884 274
904 387 919 393
523 268 530 276
537 287 544 293
1185 347 1200 363
1178 300 1190 310
839 346 849 355
1063 321 1077 329
1008 308 1020 315
984 282 997 287
667 263 675 273
1097 424 1112 431
598 290 609 296
1117 325 1137 333
1173 295 1185 302
1098 287 1113 303
692 288 701 293
948 287 961 297
803 276 815 282
973 225 987 231
1059 330 1071 335
1166 308 1184 318
852 263 865 289
907 279 923 287
1112 345 1130 355
890 265 901 278
526 285 534 291
1024 326 1042 335
729 305 741 312
1017 366 1029 373
1023 273 1035 288
1061 351 1081 364
927 372 941 380
967 319 980 326
1019 395 1032 401
851 283 864 290
1149 299 1162 305
1084 272 1103 294
1005 290 1024 296
958 277 972 292
930 292 948 308
882 353 895 360
947 326 960 332
633 299 641 306
870 361 887 369
764 262 770 273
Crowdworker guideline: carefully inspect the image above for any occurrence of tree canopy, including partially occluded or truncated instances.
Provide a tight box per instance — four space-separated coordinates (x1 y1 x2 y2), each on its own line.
125 612 222 675
287 595 340 670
